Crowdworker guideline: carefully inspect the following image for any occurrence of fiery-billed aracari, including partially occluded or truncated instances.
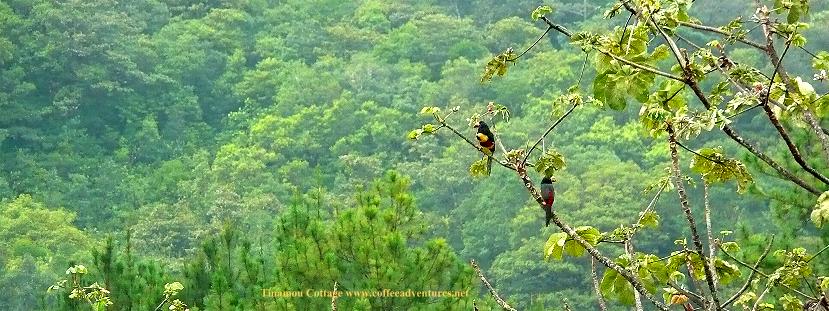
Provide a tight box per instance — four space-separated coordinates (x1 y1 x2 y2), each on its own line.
540 176 555 227
474 121 496 174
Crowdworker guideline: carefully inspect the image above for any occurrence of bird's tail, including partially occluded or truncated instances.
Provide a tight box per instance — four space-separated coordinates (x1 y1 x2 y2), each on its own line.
486 155 492 175
544 206 553 227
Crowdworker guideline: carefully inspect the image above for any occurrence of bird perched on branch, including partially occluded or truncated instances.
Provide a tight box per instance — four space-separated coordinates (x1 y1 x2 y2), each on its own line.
540 176 555 226
474 121 496 175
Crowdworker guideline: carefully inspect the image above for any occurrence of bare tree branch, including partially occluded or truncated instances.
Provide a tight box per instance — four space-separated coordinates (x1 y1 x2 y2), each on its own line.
676 21 766 50
751 285 772 311
667 124 723 310
625 241 645 311
591 258 609 311
471 260 517 311
703 183 719 289
756 10 829 171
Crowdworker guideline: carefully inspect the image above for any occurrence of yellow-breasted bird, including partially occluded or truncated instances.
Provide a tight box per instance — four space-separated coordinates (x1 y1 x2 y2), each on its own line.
474 121 496 174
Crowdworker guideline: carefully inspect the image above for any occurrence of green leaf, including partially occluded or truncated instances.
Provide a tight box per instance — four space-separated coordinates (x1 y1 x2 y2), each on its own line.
819 276 829 291
419 106 441 115
481 49 517 83
469 159 489 178
407 129 423 140
780 294 803 311
599 256 636 305
531 5 553 20
814 51 829 71
639 211 660 228
721 241 740 253
593 71 626 110
543 226 599 260
810 191 829 228
714 258 742 284
690 147 753 193
544 232 567 260
534 149 566 178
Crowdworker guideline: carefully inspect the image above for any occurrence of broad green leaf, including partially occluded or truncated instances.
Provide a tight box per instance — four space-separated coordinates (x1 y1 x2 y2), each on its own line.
531 5 553 20
535 149 566 178
593 71 625 110
544 226 600 260
419 106 441 115
639 211 659 228
714 258 741 284
814 51 829 71
481 49 517 83
690 147 753 193
407 129 423 140
810 191 829 228
721 241 740 253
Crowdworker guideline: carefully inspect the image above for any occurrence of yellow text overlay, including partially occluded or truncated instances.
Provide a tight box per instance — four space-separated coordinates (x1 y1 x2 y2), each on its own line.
262 288 469 299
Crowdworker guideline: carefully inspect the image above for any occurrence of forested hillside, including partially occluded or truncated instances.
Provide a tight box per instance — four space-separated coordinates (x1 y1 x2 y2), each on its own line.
1 0 829 310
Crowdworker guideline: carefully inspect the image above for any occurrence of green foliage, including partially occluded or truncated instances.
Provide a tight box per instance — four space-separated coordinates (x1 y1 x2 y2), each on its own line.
481 48 517 83
770 248 812 287
544 226 600 260
531 5 553 21
534 149 566 178
780 294 803 311
812 191 829 228
640 211 660 228
814 51 829 71
469 158 490 177
690 147 753 193
599 255 636 305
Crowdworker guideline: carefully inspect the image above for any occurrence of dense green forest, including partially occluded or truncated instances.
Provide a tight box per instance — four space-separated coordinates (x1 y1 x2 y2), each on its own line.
2 0 829 310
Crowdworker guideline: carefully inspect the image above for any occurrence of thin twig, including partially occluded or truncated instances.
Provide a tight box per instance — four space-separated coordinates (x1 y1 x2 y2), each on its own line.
620 12 635 50
591 258 609 311
751 285 772 311
726 103 763 119
677 21 766 50
722 236 774 308
471 260 517 311
522 103 579 165
807 244 829 263
676 141 726 165
538 14 684 81
512 25 553 61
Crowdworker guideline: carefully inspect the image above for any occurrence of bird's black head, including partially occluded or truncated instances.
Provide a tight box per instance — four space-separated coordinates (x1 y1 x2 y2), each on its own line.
541 176 553 184
474 120 487 129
